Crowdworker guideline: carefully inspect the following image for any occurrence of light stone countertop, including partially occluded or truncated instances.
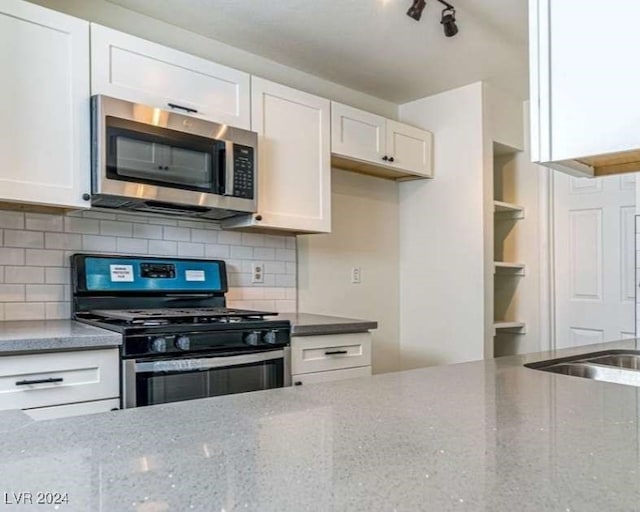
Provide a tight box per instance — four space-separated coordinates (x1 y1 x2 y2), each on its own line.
0 320 121 353
1 339 640 511
268 312 378 336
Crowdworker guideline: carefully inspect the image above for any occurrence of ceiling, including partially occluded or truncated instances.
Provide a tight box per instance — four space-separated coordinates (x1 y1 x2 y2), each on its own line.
105 0 529 104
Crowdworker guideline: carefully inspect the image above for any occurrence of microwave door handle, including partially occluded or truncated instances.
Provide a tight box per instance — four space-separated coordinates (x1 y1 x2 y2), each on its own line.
224 141 234 196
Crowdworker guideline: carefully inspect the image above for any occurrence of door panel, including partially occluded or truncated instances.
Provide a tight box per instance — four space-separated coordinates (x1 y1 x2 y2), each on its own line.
553 172 635 347
331 102 386 164
385 120 433 177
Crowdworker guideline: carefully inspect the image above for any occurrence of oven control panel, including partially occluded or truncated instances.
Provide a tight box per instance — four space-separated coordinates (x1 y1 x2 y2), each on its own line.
232 144 254 200
140 263 176 279
123 324 290 358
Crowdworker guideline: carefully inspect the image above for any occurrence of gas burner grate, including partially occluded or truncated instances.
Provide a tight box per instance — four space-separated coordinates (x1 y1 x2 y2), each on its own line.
89 307 277 324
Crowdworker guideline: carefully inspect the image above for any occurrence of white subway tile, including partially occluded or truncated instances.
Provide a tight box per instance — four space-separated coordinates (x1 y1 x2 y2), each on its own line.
285 288 297 300
254 247 275 261
226 287 243 300
26 249 64 267
26 284 65 302
275 300 296 313
276 249 296 262
264 235 286 249
64 217 100 234
25 213 63 232
275 274 296 287
262 274 276 286
228 273 253 287
100 220 133 237
148 240 178 256
163 226 191 241
4 302 45 320
5 267 45 284
0 248 25 265
133 224 163 239
286 236 297 249
45 267 71 284
226 300 254 310
82 235 116 253
45 233 82 250
241 288 265 300
191 229 217 243
241 233 265 247
176 220 205 229
286 262 297 275
0 267 3 283
0 284 25 302
115 213 148 223
116 237 148 254
252 300 276 311
45 302 71 319
205 244 230 258
218 231 242 245
148 216 177 226
0 210 24 229
178 242 205 257
230 246 253 259
0 303 4 321
4 230 44 248
82 210 117 220
265 261 286 274
263 287 286 300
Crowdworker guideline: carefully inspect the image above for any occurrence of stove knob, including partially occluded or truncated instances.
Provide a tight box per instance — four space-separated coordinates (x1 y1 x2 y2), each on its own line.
263 330 278 344
150 337 167 353
175 336 191 351
244 331 260 346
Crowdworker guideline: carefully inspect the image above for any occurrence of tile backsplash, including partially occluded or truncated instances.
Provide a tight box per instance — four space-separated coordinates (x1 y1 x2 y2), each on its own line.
0 208 297 321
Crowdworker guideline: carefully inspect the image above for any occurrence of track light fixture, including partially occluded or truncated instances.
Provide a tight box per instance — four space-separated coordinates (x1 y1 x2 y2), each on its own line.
406 0 459 38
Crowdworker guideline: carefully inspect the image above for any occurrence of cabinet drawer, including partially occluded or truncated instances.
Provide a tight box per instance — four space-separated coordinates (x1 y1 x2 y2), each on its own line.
91 24 251 129
0 349 119 411
24 398 120 421
291 333 371 374
292 366 372 386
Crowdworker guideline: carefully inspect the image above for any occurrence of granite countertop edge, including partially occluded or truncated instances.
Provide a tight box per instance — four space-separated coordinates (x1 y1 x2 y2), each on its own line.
0 320 122 354
269 312 378 336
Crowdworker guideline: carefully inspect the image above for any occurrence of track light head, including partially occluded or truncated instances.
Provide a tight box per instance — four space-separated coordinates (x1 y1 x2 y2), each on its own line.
440 8 458 37
406 0 460 37
406 0 427 21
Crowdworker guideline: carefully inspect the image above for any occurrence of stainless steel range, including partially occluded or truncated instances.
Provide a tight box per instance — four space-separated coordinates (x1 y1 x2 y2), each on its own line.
71 254 291 409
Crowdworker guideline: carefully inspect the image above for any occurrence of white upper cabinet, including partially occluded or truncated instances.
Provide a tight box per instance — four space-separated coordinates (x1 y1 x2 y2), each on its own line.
0 0 91 209
223 77 331 233
91 24 251 129
330 102 433 180
530 0 640 177
385 120 433 177
332 102 386 163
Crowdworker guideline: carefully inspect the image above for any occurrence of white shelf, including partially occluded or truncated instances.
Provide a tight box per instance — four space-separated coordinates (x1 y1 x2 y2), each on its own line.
493 200 525 219
494 261 526 275
493 321 526 336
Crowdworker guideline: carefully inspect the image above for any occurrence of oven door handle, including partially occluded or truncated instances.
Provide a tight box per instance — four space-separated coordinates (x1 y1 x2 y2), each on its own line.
134 350 284 373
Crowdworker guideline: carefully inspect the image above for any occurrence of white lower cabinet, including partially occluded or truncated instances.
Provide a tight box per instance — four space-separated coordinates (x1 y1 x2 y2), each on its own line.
291 332 372 385
0 348 120 418
24 398 120 421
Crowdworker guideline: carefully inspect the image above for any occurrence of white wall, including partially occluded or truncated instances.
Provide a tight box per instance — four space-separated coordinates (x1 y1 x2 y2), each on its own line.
398 83 486 368
30 0 397 118
297 169 400 374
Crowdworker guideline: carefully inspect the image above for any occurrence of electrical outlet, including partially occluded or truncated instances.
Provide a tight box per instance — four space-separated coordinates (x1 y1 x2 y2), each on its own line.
252 263 264 284
351 266 361 284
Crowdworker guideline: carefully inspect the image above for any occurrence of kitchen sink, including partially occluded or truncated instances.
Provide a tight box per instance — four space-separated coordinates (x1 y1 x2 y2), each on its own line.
525 350 640 388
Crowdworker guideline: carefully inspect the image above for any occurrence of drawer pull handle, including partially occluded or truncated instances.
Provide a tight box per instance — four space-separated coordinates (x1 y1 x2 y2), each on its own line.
325 350 348 355
167 103 198 114
15 377 64 386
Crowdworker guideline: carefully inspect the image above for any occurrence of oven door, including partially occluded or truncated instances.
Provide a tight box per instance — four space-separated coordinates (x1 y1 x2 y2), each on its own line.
123 348 291 408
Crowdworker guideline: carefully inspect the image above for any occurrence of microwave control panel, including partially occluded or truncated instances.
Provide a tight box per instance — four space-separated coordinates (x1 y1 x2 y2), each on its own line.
232 144 255 199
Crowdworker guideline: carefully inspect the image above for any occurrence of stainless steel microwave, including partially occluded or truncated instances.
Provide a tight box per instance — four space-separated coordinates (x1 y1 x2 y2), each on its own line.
91 95 258 220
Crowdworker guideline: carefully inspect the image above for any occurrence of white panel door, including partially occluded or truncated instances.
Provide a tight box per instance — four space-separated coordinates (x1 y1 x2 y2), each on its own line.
385 120 433 177
553 172 635 347
249 77 331 233
331 102 386 164
91 24 250 129
0 0 90 209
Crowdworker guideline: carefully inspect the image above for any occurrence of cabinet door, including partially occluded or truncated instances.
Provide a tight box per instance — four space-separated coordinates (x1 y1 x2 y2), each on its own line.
91 24 250 129
291 332 372 374
0 0 90 209
385 120 433 177
248 77 331 233
331 102 386 164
